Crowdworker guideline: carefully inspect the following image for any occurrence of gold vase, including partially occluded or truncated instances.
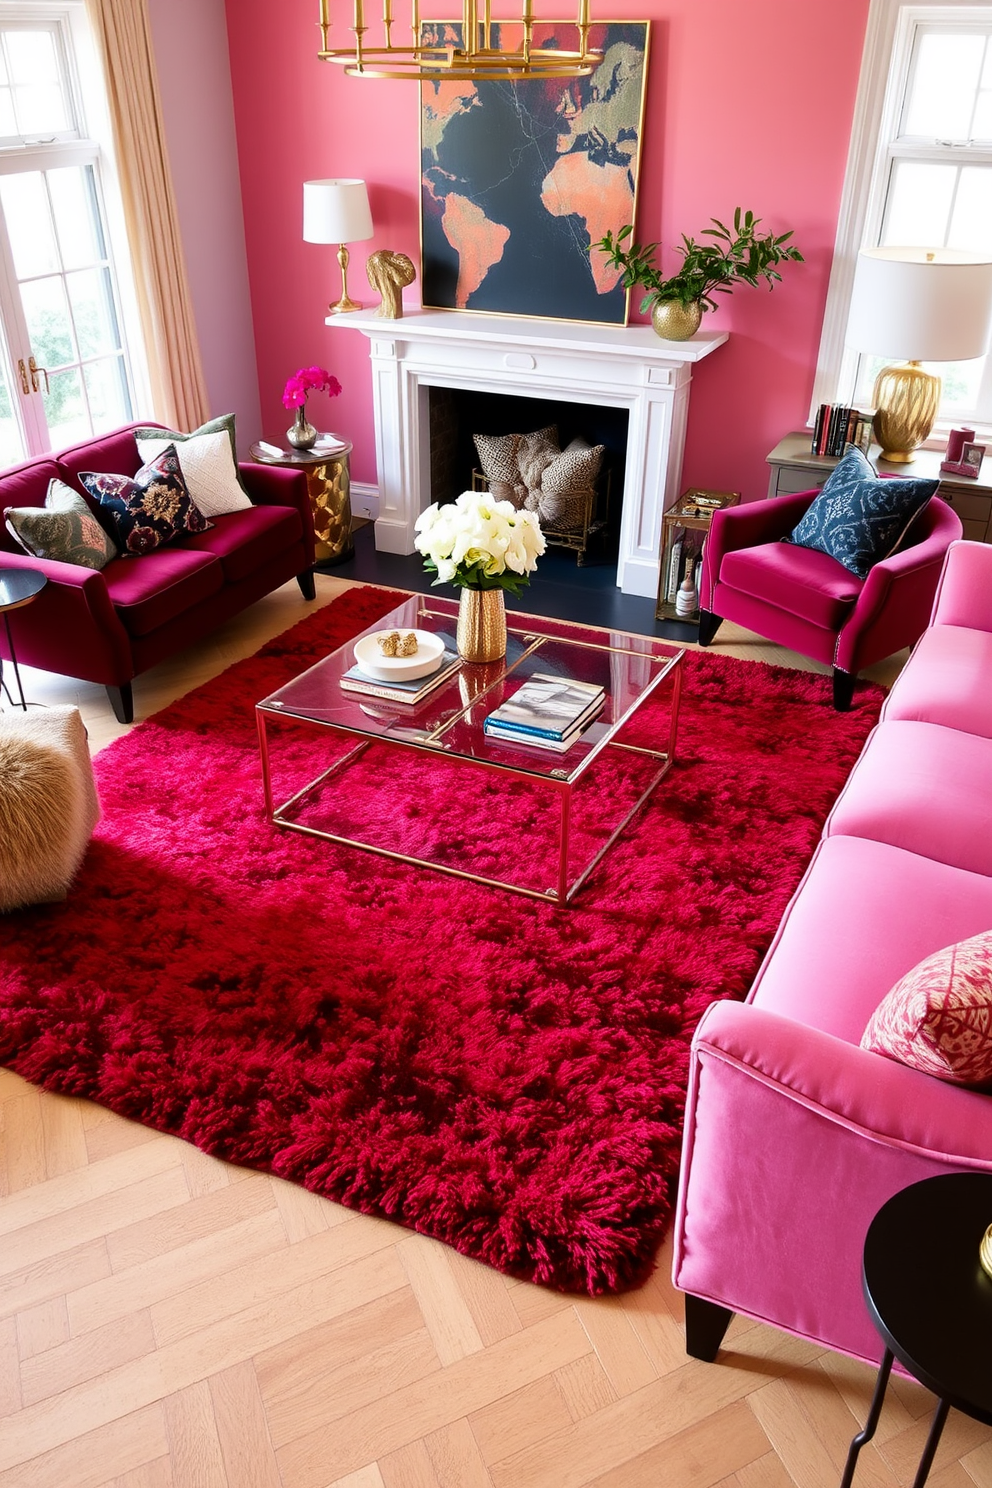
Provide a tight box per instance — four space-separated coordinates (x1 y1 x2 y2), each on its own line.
651 300 703 341
456 587 506 663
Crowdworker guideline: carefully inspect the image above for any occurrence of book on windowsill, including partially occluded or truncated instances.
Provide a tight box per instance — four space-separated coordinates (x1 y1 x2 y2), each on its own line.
484 699 606 753
485 673 605 741
339 649 460 704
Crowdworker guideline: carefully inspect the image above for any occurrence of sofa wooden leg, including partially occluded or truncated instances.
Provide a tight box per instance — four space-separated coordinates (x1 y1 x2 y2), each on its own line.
684 1294 734 1361
297 569 316 601
697 609 723 647
832 668 856 711
106 683 134 725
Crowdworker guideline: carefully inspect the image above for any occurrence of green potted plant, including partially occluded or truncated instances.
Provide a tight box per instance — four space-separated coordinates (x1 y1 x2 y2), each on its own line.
595 208 804 340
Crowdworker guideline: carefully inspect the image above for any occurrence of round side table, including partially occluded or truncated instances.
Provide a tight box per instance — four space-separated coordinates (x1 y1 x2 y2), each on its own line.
250 437 355 566
841 1172 992 1488
0 567 47 710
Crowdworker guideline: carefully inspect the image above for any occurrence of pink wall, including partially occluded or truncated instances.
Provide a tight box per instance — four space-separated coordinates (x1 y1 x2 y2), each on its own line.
226 0 870 499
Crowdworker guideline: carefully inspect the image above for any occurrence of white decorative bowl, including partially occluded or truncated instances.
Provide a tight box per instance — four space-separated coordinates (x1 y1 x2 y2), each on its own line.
353 629 445 681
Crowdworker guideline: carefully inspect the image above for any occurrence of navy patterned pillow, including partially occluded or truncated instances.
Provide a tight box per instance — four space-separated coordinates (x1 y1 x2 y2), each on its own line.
79 445 212 557
784 446 938 578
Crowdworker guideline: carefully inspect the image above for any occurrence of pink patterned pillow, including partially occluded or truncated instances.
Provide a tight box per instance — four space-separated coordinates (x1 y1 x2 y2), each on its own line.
861 930 992 1085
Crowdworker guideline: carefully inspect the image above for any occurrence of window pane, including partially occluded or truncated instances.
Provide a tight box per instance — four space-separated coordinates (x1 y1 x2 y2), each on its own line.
20 277 77 368
948 165 992 249
0 172 58 277
904 31 984 138
84 356 130 431
48 167 104 271
938 358 985 408
882 161 956 245
0 362 24 466
0 88 15 136
67 267 120 359
42 366 87 446
4 30 69 136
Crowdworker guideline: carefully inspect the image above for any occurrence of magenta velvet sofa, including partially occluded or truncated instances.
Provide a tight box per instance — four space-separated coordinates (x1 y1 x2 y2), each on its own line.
697 487 963 709
0 423 315 723
672 538 992 1367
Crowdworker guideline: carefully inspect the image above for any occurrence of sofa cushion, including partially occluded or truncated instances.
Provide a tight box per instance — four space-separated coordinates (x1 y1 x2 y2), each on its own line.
103 547 223 637
5 479 118 571
784 445 938 577
178 504 301 584
80 447 213 557
749 835 992 1043
861 930 992 1086
58 428 144 485
826 719 992 877
720 541 863 630
0 460 69 552
134 415 252 515
882 623 992 740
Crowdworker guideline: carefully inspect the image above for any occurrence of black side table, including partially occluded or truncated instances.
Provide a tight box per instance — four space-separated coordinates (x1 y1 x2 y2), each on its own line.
841 1172 992 1487
0 567 47 710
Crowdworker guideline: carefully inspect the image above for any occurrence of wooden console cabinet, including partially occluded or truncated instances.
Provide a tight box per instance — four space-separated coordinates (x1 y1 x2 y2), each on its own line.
767 432 992 544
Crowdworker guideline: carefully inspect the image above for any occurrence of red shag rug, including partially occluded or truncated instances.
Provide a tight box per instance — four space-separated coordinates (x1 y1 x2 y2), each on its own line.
0 586 884 1294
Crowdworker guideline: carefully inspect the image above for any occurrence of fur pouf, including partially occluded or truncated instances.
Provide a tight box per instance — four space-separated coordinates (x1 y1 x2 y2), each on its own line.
0 706 100 911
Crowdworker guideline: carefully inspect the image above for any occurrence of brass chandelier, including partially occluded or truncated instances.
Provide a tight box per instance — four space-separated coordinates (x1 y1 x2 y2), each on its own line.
317 0 603 79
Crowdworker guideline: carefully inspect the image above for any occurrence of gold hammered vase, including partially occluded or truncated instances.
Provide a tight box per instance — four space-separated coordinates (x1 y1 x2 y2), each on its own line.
651 300 703 341
456 587 507 663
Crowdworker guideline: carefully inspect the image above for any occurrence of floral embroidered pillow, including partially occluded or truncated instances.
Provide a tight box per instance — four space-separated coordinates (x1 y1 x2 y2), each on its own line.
5 478 118 570
79 446 212 557
861 929 992 1085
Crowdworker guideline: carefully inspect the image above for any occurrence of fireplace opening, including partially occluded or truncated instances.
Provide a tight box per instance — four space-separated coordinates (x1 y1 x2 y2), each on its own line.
428 387 629 568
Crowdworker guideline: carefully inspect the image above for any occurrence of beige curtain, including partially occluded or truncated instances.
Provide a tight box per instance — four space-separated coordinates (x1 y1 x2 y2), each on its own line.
85 0 210 430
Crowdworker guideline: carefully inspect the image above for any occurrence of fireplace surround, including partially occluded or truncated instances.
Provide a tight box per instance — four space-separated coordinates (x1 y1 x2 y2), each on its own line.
328 308 726 598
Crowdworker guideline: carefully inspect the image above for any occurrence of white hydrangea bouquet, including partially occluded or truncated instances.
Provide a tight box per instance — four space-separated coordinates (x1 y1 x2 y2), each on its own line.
414 489 545 596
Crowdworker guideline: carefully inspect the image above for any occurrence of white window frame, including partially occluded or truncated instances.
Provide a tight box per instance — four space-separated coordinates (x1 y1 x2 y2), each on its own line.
812 0 992 440
0 0 150 457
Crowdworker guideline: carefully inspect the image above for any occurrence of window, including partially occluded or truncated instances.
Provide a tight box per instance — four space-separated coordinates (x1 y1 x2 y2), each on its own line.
813 1 992 437
0 3 147 468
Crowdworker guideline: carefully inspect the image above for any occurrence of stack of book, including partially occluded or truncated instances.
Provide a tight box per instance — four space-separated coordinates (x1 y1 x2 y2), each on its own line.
812 405 874 457
340 649 460 704
484 673 606 753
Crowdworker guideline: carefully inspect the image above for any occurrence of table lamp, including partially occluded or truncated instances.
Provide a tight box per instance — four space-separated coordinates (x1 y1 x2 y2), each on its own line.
303 179 374 314
846 246 992 460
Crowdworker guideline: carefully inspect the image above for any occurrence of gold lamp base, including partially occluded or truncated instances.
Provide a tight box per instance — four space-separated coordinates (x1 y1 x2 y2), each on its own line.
871 360 941 462
327 242 363 315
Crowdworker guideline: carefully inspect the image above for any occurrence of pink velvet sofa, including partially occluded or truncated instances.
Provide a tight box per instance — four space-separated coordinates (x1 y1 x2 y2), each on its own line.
672 538 992 1366
0 423 315 723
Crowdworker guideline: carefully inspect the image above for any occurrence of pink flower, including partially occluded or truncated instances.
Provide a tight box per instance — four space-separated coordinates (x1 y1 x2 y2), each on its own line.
282 366 342 410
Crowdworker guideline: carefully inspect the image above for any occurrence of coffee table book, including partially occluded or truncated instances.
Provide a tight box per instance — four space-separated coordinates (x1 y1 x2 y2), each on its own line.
340 649 460 704
484 697 606 752
485 673 606 740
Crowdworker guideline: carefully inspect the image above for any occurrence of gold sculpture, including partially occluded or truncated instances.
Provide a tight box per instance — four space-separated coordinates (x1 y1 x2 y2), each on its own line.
367 250 417 318
376 630 419 656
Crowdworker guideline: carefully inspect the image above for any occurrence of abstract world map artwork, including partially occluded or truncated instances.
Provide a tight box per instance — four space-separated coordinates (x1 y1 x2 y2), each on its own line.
420 22 650 324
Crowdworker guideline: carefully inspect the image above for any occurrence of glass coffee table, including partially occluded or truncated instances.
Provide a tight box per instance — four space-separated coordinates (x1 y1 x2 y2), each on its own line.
256 593 683 903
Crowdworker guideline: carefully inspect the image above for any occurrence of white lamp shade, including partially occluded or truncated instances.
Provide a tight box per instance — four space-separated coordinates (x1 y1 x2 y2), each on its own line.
847 247 992 362
303 179 374 245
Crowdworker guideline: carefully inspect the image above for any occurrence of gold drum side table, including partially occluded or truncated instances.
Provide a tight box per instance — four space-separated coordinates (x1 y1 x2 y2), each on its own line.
249 437 355 566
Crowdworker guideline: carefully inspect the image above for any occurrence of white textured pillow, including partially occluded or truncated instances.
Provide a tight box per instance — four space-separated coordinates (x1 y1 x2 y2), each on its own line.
135 430 252 517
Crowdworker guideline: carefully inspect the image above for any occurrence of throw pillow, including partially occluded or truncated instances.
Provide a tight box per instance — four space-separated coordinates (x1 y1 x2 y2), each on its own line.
135 428 252 517
5 478 118 571
132 413 251 505
860 929 992 1086
474 426 557 489
539 437 605 526
784 445 938 578
79 446 213 557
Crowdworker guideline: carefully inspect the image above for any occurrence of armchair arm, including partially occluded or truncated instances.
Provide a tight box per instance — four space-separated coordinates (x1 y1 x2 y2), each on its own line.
0 551 132 684
700 491 816 610
835 497 962 674
239 462 315 566
930 538 992 632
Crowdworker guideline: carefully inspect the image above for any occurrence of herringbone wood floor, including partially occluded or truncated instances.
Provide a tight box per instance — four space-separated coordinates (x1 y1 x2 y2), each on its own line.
4 575 988 1488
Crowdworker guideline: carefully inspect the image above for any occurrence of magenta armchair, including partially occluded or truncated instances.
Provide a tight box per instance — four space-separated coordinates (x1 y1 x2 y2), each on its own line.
697 489 963 708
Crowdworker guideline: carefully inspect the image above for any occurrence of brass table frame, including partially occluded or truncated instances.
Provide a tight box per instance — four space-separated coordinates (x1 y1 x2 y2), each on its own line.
256 608 683 904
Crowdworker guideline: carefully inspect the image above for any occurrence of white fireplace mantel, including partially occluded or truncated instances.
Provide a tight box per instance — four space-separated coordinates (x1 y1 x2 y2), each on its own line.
327 307 726 598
